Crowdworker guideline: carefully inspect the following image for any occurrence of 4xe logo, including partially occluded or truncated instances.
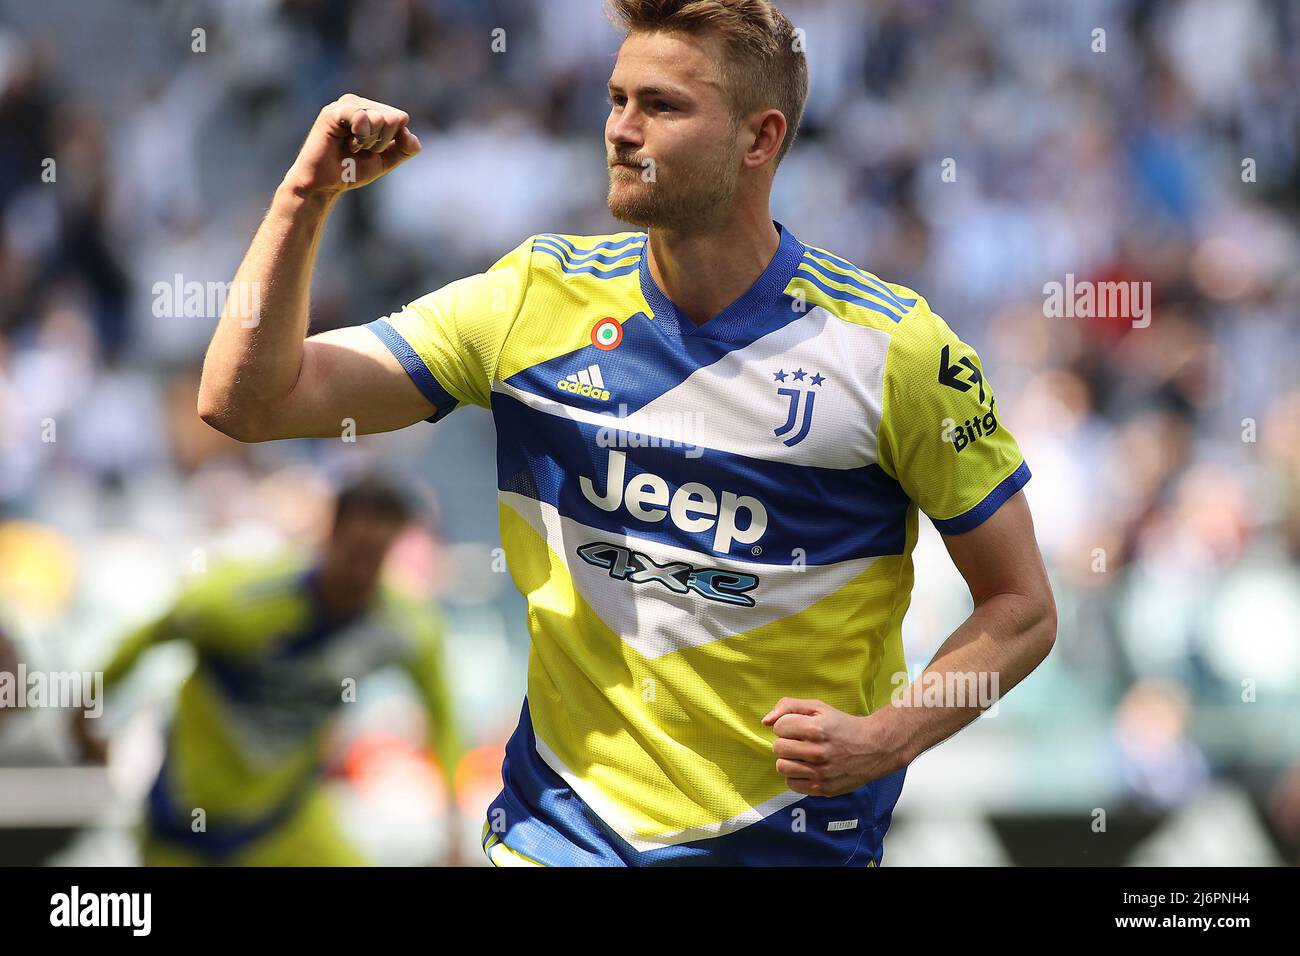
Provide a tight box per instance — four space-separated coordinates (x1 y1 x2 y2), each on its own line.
939 345 999 454
577 542 759 606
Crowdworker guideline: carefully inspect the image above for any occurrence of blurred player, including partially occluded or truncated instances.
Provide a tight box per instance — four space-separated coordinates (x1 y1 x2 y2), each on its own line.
197 0 1056 865
74 476 464 866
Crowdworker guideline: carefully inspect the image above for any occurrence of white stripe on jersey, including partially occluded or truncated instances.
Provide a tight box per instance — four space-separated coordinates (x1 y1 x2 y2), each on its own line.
493 306 891 470
500 491 881 660
532 729 807 852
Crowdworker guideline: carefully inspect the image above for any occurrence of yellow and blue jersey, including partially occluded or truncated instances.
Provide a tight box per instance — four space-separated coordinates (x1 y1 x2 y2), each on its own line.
368 221 1029 866
100 554 462 862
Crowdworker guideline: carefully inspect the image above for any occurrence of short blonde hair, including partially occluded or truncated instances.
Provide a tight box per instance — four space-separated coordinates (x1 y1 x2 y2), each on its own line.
605 0 809 166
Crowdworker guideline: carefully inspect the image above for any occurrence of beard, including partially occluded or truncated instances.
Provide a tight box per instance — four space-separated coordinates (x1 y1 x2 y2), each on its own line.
606 141 740 233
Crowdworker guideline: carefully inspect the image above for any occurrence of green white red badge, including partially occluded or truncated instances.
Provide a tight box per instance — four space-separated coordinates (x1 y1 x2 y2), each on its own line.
591 318 623 350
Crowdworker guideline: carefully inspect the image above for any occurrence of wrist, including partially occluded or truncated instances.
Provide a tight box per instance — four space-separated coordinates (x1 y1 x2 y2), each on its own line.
275 174 344 210
862 708 917 772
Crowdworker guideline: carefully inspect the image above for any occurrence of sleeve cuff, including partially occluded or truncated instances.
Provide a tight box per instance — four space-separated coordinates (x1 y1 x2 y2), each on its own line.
929 460 1032 535
365 319 460 423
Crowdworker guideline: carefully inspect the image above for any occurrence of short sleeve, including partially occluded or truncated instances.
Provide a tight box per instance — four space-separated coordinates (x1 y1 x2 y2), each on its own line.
365 235 534 421
876 299 1030 535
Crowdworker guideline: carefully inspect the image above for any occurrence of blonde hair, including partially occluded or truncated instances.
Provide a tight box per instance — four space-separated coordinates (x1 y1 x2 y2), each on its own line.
605 0 809 166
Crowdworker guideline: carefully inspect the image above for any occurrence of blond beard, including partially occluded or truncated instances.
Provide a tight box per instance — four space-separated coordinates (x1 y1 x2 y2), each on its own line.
607 146 739 233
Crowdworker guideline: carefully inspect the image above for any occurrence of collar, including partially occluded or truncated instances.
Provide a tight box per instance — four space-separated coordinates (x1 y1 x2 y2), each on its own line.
637 219 805 339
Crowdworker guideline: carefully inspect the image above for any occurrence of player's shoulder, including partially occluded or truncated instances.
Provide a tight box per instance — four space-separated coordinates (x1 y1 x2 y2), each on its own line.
522 229 647 281
370 584 445 648
188 552 308 611
371 581 419 618
790 239 945 345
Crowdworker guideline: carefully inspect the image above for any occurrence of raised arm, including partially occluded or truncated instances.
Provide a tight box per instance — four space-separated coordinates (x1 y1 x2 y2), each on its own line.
198 94 436 442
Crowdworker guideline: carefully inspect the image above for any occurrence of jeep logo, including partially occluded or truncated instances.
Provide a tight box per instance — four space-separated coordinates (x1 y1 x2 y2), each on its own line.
579 450 767 554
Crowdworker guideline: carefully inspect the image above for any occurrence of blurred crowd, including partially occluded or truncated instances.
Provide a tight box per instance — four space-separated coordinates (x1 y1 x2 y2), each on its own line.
0 0 1297 863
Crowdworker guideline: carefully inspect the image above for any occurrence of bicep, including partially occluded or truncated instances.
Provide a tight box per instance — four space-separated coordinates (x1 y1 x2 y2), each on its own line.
940 491 1052 608
273 326 438 439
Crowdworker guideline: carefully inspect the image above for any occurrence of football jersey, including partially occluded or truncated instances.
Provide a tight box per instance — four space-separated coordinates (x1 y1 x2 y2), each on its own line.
99 554 462 857
367 220 1030 866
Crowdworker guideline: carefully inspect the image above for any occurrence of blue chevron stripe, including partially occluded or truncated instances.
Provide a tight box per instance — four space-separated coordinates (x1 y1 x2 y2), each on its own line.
797 258 908 320
802 246 917 311
534 243 643 278
536 233 645 260
484 699 904 866
795 264 908 324
533 234 646 277
493 388 910 565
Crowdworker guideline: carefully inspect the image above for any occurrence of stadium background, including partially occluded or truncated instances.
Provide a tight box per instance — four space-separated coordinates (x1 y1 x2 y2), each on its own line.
1 0 1298 865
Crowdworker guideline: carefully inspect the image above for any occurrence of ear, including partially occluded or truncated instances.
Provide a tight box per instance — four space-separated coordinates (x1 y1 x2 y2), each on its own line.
743 108 787 169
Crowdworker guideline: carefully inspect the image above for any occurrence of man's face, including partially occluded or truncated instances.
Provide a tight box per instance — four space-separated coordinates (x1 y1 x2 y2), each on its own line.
605 30 743 232
322 514 405 604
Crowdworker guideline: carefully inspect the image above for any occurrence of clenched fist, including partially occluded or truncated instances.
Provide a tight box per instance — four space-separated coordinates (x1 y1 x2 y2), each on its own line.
761 697 911 797
283 93 422 198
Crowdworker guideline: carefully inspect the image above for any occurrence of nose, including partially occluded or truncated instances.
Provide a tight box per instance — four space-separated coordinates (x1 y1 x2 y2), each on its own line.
607 103 644 154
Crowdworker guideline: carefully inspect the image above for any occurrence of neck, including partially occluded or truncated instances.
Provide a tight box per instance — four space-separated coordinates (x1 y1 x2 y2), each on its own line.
313 563 368 620
645 204 780 327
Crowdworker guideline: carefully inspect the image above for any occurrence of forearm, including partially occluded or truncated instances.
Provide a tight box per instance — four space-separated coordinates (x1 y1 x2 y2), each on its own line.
197 181 339 440
404 640 465 806
423 694 465 799
99 620 166 692
876 590 1056 766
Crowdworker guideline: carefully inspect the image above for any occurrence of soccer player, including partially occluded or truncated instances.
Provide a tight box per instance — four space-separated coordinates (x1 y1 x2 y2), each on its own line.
74 477 464 866
197 0 1056 866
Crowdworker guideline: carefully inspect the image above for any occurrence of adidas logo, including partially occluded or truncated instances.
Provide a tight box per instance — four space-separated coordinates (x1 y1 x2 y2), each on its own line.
557 364 611 401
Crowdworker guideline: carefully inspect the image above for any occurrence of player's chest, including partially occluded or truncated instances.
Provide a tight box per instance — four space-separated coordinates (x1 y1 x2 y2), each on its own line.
490 307 906 564
495 305 889 468
208 618 405 706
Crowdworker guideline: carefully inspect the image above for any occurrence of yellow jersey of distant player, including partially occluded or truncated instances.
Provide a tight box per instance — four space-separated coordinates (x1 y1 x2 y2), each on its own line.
101 554 461 861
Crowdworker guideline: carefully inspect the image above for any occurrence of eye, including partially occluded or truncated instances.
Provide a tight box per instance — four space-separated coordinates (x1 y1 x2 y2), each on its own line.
654 100 676 113
609 93 627 108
